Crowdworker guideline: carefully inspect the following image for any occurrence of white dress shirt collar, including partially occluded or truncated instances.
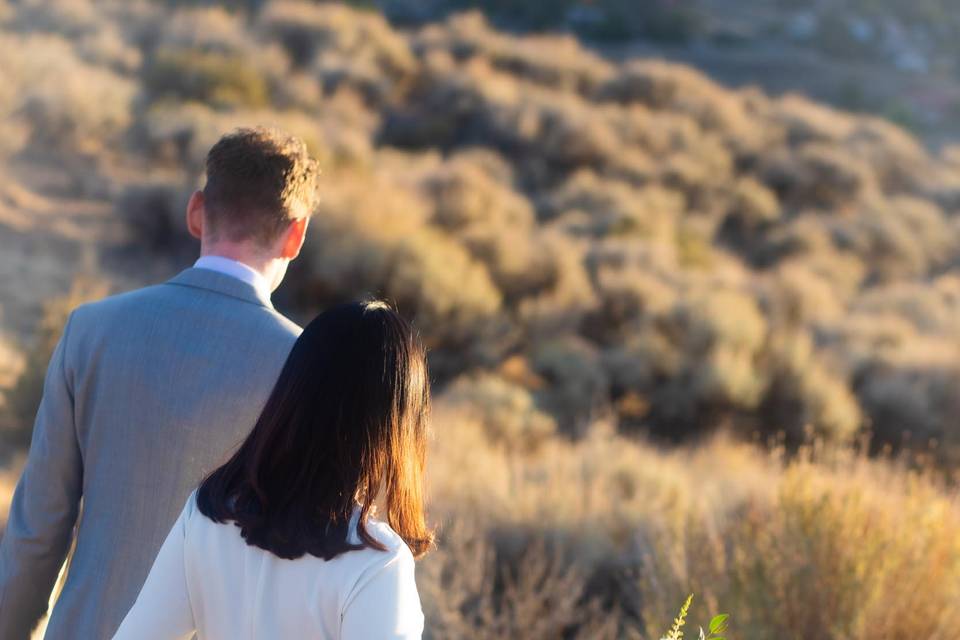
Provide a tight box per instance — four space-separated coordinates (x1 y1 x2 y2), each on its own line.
193 256 272 301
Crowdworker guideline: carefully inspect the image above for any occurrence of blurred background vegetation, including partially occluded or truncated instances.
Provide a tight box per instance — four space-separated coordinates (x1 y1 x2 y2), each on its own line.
0 1 958 638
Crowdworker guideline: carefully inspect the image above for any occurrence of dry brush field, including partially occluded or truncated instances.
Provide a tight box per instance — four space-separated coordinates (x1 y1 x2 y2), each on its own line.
0 1 959 638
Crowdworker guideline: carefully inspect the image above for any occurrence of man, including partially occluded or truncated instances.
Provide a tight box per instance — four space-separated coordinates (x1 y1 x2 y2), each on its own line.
0 127 321 639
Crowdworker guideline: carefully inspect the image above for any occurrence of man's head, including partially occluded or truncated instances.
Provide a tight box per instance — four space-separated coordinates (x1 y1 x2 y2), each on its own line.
187 127 321 290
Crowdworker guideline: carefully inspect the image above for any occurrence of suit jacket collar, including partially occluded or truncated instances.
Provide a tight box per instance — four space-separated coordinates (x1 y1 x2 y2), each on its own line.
166 268 274 310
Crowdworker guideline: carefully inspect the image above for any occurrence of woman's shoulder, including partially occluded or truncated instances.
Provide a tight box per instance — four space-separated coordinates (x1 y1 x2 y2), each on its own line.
341 518 419 605
365 518 413 557
181 489 221 538
185 489 200 520
342 515 416 576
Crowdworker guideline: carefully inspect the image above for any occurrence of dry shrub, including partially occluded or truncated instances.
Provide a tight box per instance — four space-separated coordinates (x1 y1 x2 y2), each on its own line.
416 11 615 95
762 263 844 327
75 22 141 72
597 59 754 139
530 336 608 437
159 6 249 52
422 156 552 299
0 336 22 387
844 117 931 193
142 98 375 173
718 177 781 254
11 0 142 72
760 217 868 288
429 411 960 640
760 143 875 210
428 64 626 175
387 52 626 174
730 176 780 226
770 94 856 145
418 521 619 640
514 231 597 337
4 279 108 447
836 196 956 283
761 331 862 443
586 261 677 345
386 227 503 341
546 170 681 242
0 334 25 417
720 452 960 639
660 145 734 216
813 282 960 460
677 289 768 401
150 6 314 112
376 47 482 148
10 0 100 38
265 0 414 73
118 178 195 255
610 287 768 432
290 165 502 353
0 32 135 153
437 373 556 454
145 47 272 109
260 0 415 106
853 276 960 339
856 362 960 456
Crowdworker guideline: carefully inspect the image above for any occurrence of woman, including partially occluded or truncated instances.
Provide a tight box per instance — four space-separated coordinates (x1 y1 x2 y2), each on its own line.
113 301 433 639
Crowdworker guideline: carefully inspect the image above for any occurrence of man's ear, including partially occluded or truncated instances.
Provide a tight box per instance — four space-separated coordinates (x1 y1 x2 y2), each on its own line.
186 190 205 240
280 218 309 259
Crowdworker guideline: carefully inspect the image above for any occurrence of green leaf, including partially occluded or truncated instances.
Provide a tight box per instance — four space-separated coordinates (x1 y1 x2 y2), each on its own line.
709 614 730 634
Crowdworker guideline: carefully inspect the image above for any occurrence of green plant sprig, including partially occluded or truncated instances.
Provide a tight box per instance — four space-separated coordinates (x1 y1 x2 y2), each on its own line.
660 594 730 640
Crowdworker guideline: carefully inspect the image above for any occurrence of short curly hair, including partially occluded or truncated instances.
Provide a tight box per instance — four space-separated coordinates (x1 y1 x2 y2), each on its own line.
203 127 321 245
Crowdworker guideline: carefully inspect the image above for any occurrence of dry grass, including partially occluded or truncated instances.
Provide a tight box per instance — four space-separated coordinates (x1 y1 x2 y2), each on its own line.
422 406 960 639
6 412 955 639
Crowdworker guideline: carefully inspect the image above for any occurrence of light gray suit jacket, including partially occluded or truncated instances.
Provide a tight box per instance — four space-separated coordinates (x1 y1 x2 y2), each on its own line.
0 268 301 639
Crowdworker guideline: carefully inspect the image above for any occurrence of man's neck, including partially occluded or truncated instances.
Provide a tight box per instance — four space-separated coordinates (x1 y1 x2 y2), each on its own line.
200 245 266 272
198 245 284 293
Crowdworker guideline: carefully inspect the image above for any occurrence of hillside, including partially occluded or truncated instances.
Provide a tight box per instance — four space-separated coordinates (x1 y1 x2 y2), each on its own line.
368 0 960 144
4 0 958 454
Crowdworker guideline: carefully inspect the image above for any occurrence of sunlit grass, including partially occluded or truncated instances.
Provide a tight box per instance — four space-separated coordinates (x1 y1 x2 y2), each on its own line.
423 409 960 638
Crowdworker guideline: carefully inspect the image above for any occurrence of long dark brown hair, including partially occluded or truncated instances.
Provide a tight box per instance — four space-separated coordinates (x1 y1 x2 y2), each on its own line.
197 301 433 560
